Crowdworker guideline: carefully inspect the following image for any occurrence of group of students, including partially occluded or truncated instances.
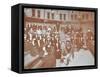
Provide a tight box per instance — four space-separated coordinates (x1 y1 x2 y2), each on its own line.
24 23 94 68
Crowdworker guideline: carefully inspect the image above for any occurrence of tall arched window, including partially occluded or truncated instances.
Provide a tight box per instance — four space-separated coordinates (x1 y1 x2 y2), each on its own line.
37 10 40 18
47 12 50 19
32 9 35 17
60 13 62 20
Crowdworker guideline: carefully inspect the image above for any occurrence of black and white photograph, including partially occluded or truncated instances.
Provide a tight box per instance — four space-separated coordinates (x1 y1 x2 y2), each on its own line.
24 7 96 69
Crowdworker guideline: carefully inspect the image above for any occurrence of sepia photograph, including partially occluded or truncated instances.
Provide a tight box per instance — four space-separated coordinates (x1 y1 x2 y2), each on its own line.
24 8 95 69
